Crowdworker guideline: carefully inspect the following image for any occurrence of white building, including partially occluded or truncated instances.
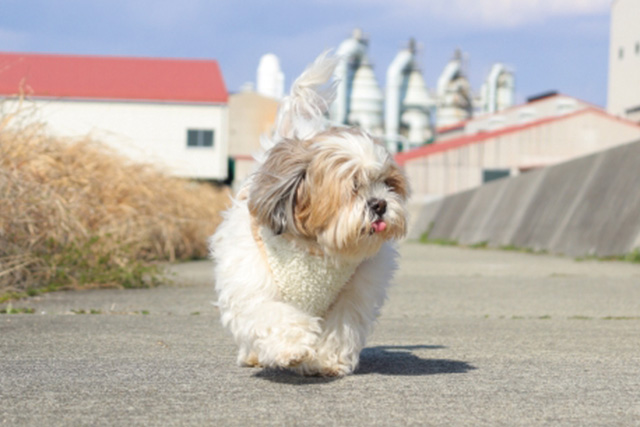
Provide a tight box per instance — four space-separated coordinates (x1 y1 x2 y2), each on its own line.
607 0 640 122
398 107 640 199
0 52 229 181
436 92 592 142
227 89 279 190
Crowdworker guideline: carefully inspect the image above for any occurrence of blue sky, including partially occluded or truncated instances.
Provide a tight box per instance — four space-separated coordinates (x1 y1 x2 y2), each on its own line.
1 0 612 106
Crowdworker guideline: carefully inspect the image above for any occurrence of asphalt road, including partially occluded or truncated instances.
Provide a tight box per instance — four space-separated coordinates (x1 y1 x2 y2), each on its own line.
1 243 639 426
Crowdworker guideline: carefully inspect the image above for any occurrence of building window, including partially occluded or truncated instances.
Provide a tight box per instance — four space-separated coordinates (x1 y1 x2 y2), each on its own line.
619 47 624 59
556 99 577 115
483 169 510 183
187 129 214 147
517 108 536 124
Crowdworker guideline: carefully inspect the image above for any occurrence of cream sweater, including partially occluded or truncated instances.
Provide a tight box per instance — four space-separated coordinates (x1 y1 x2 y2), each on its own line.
259 227 359 317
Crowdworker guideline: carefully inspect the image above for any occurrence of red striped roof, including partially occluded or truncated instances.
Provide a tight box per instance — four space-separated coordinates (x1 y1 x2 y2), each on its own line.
395 108 640 166
436 121 466 134
0 52 227 103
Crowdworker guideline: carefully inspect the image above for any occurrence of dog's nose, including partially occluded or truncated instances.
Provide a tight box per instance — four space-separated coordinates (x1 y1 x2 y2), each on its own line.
368 198 387 216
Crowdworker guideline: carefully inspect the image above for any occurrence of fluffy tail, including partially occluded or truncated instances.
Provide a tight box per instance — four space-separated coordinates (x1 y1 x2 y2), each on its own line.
270 51 338 145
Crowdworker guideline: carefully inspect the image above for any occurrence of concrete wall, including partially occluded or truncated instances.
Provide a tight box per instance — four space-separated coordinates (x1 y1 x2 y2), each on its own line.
410 139 640 257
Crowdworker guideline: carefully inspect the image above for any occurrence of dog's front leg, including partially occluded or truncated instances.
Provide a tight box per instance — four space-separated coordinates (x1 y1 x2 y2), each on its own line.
309 245 396 376
312 285 379 376
242 301 322 370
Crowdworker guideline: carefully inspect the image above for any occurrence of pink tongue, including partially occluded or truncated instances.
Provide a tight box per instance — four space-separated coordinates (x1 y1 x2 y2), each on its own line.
372 220 387 233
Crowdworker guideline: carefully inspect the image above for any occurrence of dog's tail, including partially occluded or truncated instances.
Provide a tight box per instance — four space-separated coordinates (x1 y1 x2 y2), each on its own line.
269 51 338 146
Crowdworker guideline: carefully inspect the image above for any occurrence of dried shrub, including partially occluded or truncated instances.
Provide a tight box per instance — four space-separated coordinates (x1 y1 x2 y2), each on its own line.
0 120 229 300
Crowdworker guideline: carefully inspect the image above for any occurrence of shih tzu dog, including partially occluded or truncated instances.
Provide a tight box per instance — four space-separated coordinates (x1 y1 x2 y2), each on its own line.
210 52 409 377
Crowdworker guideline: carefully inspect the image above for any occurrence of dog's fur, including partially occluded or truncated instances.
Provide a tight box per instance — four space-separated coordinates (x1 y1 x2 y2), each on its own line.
210 52 409 376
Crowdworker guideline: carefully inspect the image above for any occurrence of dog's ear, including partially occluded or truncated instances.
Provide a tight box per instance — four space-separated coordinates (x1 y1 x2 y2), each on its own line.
273 51 338 142
248 139 311 235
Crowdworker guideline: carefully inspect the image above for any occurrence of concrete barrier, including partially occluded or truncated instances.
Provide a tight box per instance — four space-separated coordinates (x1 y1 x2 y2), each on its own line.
551 141 640 257
509 153 601 252
633 232 640 254
412 139 640 257
484 167 548 248
426 190 474 241
407 198 443 240
451 178 509 245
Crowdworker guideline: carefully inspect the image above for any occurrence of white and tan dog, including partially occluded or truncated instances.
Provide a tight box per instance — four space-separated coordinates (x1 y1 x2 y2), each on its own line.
210 52 409 376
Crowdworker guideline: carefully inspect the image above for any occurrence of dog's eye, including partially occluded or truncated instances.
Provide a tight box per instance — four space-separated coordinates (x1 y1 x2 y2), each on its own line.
384 178 396 192
352 178 360 194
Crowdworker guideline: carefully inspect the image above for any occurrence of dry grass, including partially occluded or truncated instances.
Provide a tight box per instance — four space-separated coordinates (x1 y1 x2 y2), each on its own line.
0 119 230 300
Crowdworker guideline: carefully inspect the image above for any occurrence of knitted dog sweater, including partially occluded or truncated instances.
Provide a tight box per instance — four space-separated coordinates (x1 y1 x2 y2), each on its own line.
259 227 359 317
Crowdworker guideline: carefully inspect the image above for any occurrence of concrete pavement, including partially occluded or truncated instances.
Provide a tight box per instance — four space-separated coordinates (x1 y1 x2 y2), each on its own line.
1 243 639 426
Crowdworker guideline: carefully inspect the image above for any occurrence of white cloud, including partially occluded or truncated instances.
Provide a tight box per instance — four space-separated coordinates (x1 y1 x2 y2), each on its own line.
442 0 610 28
344 0 612 29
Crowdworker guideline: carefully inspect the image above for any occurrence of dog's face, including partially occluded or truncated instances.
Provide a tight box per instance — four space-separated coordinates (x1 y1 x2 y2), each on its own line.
249 127 408 260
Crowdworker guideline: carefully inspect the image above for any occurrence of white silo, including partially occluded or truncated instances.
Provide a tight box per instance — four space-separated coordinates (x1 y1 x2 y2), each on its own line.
348 59 384 134
401 69 435 147
257 53 285 100
385 39 433 152
481 63 515 114
385 43 414 152
436 49 473 127
332 28 369 124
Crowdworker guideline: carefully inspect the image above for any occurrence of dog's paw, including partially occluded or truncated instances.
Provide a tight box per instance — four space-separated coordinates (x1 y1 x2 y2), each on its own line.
238 351 261 368
318 362 353 377
275 346 316 368
254 316 321 369
310 349 360 377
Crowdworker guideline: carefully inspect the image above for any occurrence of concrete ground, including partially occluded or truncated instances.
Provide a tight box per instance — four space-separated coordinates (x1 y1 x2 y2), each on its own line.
1 243 639 426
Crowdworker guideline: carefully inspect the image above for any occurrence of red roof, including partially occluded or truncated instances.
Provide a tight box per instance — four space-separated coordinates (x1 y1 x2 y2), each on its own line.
0 52 227 104
395 108 640 166
436 121 467 134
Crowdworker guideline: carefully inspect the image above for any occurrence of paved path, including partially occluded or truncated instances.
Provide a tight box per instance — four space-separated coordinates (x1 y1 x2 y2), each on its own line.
1 244 639 426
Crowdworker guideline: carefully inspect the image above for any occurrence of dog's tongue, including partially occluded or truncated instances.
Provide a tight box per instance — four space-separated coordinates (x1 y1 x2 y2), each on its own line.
372 220 387 233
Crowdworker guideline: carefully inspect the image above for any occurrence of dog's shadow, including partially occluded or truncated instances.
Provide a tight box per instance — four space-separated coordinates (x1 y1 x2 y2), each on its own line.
357 345 475 376
253 345 475 385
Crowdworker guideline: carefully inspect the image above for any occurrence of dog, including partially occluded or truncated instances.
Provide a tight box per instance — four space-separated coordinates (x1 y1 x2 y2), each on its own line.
210 52 409 376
